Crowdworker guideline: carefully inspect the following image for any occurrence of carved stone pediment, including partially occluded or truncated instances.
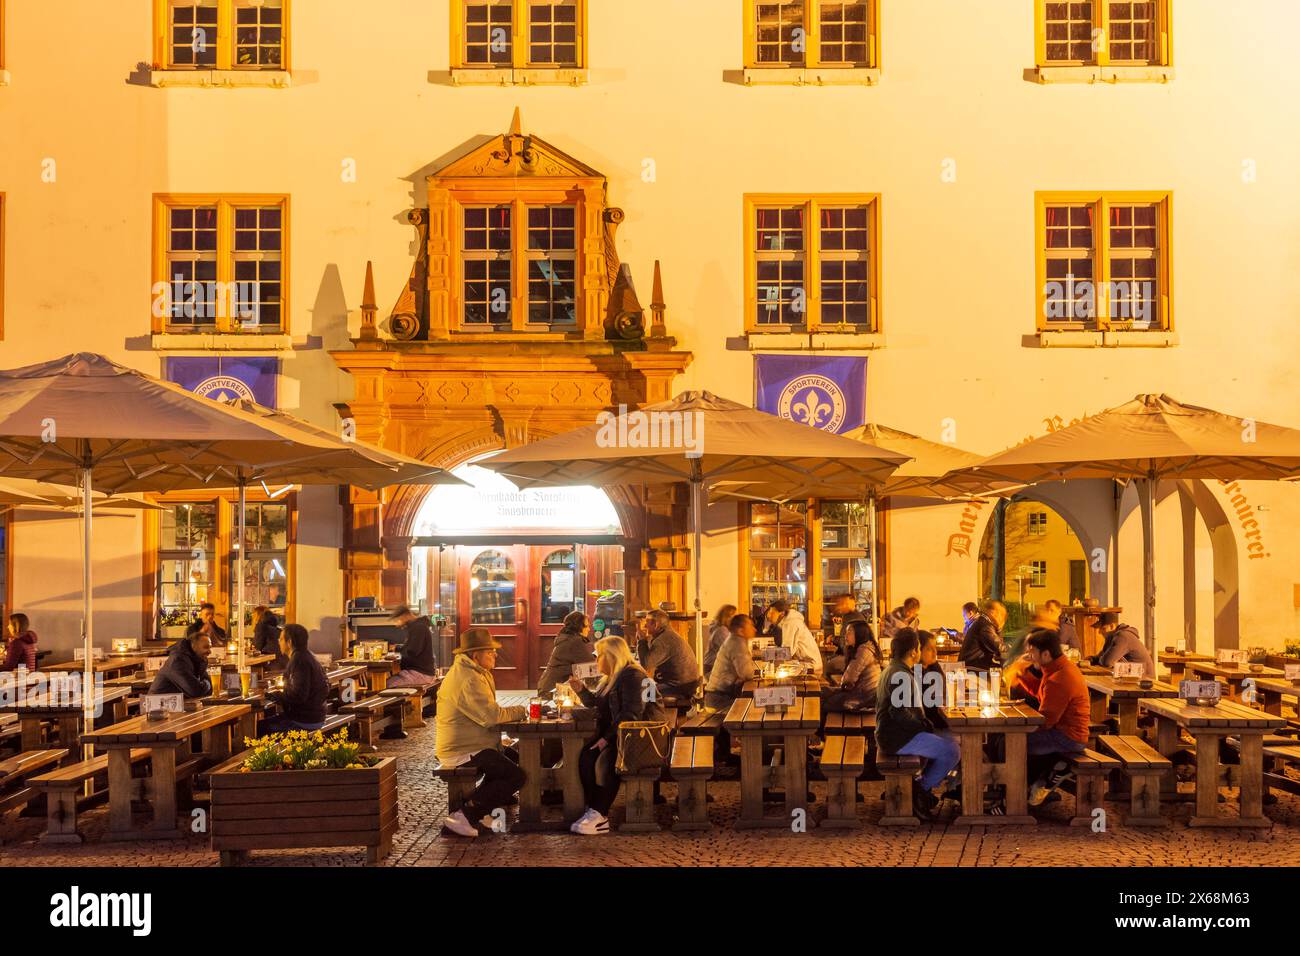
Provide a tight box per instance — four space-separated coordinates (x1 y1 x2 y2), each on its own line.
434 130 604 180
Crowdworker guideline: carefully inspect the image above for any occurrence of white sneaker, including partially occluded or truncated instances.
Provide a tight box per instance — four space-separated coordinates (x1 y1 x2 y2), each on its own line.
569 809 610 835
480 813 501 832
442 809 479 838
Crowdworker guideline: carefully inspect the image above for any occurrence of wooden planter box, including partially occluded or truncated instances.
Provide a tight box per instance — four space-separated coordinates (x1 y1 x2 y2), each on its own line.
210 756 397 866
1266 654 1300 671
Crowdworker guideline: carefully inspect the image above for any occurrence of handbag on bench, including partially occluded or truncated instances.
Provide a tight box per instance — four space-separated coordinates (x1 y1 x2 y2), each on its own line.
615 720 670 774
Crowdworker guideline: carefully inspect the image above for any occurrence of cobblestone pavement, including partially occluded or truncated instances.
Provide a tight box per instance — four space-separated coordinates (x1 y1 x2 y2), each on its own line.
3 717 1300 867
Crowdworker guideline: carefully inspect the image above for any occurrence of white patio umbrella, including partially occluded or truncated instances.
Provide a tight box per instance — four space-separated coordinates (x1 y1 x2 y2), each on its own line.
940 394 1300 652
0 353 456 752
477 391 909 662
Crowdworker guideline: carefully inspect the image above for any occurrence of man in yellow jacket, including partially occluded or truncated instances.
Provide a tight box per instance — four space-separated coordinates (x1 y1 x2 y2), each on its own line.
436 628 528 838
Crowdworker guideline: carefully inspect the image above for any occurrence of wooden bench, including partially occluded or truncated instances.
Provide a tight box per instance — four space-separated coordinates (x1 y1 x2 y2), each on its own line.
1066 748 1121 827
0 749 70 820
820 734 866 829
1097 734 1171 827
669 735 714 831
319 713 357 737
0 714 21 753
824 712 874 735
340 697 405 749
28 749 153 844
378 687 422 733
875 753 923 827
675 710 727 737
1255 742 1300 800
433 763 479 816
618 766 662 833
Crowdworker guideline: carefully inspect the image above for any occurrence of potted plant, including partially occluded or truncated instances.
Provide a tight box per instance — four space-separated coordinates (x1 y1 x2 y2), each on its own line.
159 608 190 641
1267 639 1300 671
209 730 397 866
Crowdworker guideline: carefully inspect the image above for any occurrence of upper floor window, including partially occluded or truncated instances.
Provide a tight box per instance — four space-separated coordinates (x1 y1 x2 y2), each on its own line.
152 195 288 335
1030 561 1048 588
746 194 879 334
1036 191 1170 333
745 1 878 71
458 201 576 330
1036 1 1169 68
156 0 289 71
1028 512 1048 536
452 0 586 74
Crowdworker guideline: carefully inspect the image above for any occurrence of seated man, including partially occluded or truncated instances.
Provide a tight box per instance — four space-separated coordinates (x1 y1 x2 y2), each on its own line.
637 609 701 700
1024 629 1092 806
876 628 960 821
1043 599 1080 653
149 632 214 698
702 613 757 712
262 623 329 733
388 606 439 688
880 597 921 643
186 602 229 646
959 599 1006 673
960 602 979 636
1092 612 1154 677
436 628 529 838
763 599 824 677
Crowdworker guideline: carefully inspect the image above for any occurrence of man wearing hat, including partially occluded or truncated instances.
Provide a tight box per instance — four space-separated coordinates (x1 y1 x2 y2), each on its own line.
389 605 438 688
435 628 528 838
1091 612 1154 678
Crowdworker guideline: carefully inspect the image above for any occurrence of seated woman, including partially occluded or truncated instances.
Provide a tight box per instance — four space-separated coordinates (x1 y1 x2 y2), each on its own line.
1 613 38 672
263 624 330 733
567 636 665 835
252 605 283 663
824 613 882 713
702 613 757 712
537 610 595 698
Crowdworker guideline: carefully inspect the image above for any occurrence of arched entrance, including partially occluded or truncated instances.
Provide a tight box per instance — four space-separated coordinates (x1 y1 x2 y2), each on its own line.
408 463 626 689
978 499 1091 630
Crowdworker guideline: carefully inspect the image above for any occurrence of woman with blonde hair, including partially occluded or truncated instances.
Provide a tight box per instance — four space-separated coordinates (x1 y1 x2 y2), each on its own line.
566 635 665 834
703 603 737 676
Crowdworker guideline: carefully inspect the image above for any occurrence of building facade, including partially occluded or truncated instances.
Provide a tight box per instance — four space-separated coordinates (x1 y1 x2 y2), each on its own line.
2 1 1299 675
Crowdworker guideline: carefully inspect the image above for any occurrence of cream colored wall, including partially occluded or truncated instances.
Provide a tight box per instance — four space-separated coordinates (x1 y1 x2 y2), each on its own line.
2 1 1299 649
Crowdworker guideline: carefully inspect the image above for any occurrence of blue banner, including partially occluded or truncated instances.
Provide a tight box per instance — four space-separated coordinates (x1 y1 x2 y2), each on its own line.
754 355 866 433
166 357 278 408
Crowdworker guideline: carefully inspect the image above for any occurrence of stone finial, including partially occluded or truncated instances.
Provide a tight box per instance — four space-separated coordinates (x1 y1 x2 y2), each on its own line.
649 259 667 338
359 260 378 341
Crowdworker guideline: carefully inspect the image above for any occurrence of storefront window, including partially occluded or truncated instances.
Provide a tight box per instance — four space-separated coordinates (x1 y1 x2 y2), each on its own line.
470 549 516 624
159 502 217 628
748 502 808 619
819 500 871 626
231 502 289 622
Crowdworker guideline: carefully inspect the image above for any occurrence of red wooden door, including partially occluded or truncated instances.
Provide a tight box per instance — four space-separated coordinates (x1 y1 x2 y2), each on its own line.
458 545 528 690
529 545 579 689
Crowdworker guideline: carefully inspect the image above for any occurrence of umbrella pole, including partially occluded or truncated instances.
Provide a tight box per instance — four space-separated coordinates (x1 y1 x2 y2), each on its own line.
691 461 704 668
1142 470 1157 655
237 478 247 672
80 460 95 771
867 491 878 632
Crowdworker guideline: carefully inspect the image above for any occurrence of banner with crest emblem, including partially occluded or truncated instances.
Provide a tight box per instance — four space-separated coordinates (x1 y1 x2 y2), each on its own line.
754 355 866 434
166 357 278 408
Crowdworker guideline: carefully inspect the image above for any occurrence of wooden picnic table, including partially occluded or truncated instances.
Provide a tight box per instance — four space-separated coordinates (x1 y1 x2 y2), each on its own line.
0 685 133 752
499 715 597 831
199 691 275 742
80 702 252 840
1158 650 1213 683
723 696 821 830
740 677 823 698
1141 696 1285 828
341 656 402 692
1082 674 1180 736
1185 661 1284 701
103 672 153 693
940 703 1045 826
45 657 147 679
1250 677 1300 717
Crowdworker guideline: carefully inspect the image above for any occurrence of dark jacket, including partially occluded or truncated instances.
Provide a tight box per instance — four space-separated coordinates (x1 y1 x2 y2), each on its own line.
1058 616 1080 652
959 614 1004 672
186 619 228 644
921 661 949 730
253 611 282 657
1095 624 1154 678
0 630 37 672
399 616 437 677
149 639 213 698
276 649 330 725
875 660 935 755
578 664 666 748
537 626 594 698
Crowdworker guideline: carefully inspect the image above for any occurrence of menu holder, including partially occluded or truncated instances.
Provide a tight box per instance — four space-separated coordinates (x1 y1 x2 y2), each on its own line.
571 661 600 680
1179 680 1221 706
144 657 166 673
1113 662 1144 682
1216 649 1248 667
143 693 184 720
753 684 796 713
761 645 792 663
1285 664 1300 684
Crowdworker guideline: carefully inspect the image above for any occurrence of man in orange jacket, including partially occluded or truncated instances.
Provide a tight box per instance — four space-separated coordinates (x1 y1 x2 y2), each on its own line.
1023 628 1091 807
